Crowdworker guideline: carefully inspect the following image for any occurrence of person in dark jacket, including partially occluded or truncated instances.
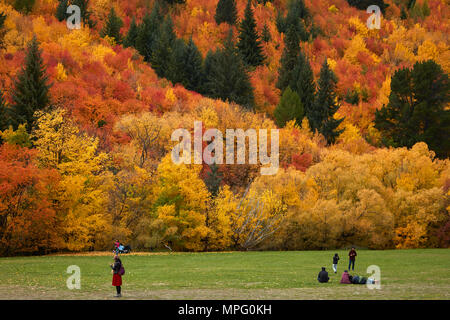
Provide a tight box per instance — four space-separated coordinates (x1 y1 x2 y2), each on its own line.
348 247 357 271
332 253 340 273
110 255 122 297
317 267 329 283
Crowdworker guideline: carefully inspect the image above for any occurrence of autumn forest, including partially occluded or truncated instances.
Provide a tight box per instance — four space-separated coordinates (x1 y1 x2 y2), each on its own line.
0 0 448 256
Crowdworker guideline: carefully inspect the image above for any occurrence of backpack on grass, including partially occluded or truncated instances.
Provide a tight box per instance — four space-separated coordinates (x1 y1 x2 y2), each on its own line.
352 275 360 284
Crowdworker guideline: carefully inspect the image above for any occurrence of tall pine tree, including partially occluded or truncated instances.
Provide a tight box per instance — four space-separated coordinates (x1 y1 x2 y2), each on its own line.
123 17 139 48
261 24 271 43
151 15 177 79
375 60 449 158
237 0 265 67
311 59 344 144
204 30 255 109
10 35 51 133
13 0 36 14
163 0 186 5
181 37 205 93
276 0 310 41
346 0 388 14
276 25 300 91
72 0 95 28
204 163 223 198
290 49 315 123
100 7 123 43
0 89 11 132
55 0 68 22
168 38 187 85
135 3 163 62
274 86 304 128
0 11 6 47
214 0 238 25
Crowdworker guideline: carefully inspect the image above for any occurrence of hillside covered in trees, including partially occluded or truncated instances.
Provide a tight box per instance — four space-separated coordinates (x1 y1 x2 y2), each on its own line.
0 0 448 255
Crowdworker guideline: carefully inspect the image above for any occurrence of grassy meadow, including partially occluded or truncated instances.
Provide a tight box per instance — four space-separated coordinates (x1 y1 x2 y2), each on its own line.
0 249 449 300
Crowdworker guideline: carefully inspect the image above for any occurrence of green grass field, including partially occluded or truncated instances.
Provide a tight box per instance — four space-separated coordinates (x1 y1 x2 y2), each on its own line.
0 249 449 300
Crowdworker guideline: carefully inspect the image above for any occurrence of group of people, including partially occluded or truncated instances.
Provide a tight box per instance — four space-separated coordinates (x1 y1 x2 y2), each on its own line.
318 247 359 284
114 240 132 254
109 244 367 298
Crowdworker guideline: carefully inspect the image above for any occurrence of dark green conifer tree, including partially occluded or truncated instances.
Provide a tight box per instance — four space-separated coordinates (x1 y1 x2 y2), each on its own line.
375 60 449 158
13 0 36 14
10 36 51 133
0 11 6 47
290 49 315 123
400 6 408 20
181 37 205 93
72 0 95 28
100 7 123 43
151 16 176 79
261 24 271 43
123 17 139 48
274 86 304 128
276 25 300 91
55 0 69 22
168 38 187 84
204 163 223 198
311 59 344 144
0 89 11 132
276 0 310 41
204 30 255 110
237 0 265 67
163 0 186 5
136 3 164 61
346 0 388 14
214 0 238 25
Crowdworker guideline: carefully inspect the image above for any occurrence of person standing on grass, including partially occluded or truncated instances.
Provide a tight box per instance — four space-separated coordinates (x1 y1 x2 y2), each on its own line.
332 253 340 273
110 255 123 297
348 247 357 271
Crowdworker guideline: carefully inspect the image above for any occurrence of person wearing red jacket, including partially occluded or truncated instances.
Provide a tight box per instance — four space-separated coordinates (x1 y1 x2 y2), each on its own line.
340 270 352 284
114 239 120 254
110 255 123 297
348 247 357 271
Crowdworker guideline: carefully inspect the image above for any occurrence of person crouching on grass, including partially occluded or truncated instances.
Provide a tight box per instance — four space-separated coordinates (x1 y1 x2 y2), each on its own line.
110 255 123 297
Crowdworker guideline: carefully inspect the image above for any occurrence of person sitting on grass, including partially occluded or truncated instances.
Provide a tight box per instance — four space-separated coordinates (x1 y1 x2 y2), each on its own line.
340 270 352 284
317 267 330 283
114 239 120 254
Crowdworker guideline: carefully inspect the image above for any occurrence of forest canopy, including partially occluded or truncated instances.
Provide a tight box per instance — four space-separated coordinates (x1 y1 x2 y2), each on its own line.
0 0 448 255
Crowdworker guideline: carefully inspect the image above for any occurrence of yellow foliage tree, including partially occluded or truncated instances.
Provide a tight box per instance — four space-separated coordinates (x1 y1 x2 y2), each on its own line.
33 108 110 251
153 154 210 251
56 62 67 81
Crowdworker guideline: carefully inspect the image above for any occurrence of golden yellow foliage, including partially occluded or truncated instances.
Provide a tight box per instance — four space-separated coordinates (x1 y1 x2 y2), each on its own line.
32 108 110 251
328 5 339 13
153 154 210 251
56 62 68 81
348 17 369 37
344 34 380 65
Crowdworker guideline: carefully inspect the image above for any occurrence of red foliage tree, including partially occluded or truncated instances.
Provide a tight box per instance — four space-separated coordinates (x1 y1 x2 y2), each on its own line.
0 144 62 256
